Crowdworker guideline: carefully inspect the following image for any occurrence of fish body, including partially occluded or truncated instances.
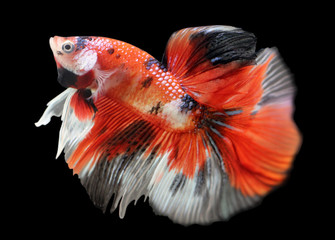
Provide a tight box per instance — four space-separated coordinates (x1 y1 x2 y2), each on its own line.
37 26 301 225
50 36 193 130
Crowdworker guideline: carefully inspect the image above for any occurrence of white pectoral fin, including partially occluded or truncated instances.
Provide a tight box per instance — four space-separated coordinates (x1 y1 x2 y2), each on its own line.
35 88 94 160
35 88 76 127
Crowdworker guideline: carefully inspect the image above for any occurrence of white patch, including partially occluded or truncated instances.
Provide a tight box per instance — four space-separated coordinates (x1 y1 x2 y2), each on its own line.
35 88 94 160
73 49 98 75
160 99 190 129
57 98 94 160
204 25 238 32
147 151 224 225
93 67 119 99
79 156 98 178
35 88 74 127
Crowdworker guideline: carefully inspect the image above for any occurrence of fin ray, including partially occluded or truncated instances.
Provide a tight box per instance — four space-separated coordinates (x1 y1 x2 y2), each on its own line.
164 26 265 110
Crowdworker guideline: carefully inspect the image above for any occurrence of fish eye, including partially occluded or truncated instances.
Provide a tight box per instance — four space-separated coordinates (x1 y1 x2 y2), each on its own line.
62 41 75 53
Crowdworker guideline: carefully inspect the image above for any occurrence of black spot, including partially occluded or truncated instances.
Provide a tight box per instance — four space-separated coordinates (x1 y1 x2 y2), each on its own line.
194 167 205 195
180 94 198 112
100 126 108 135
107 120 154 148
79 88 92 98
57 67 77 88
115 54 121 58
144 57 158 70
190 28 257 66
144 57 167 72
159 64 168 72
170 173 187 196
107 47 114 55
149 102 161 114
56 51 63 56
81 36 93 41
194 160 213 196
78 89 97 114
76 36 92 51
141 76 153 88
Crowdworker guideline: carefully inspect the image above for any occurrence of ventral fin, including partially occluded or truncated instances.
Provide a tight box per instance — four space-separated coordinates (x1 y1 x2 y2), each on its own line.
70 89 96 121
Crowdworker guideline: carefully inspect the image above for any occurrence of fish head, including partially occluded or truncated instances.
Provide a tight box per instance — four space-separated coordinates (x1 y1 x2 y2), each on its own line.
49 36 97 89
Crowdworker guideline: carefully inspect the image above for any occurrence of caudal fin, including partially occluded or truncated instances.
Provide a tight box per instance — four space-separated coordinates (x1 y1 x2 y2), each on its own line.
162 26 302 218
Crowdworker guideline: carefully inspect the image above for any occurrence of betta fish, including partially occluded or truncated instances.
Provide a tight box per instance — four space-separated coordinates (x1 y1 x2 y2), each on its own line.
36 25 301 225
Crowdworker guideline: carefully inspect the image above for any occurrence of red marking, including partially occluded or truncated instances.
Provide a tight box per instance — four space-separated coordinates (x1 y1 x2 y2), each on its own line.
219 103 301 197
67 96 141 174
70 90 95 121
76 70 94 89
166 132 208 177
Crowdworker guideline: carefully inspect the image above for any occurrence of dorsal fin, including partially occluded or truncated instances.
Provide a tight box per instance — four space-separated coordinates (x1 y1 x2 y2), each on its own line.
164 25 260 110
164 26 257 77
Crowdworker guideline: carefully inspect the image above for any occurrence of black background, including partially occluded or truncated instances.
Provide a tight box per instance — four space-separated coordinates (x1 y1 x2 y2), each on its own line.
10 2 327 238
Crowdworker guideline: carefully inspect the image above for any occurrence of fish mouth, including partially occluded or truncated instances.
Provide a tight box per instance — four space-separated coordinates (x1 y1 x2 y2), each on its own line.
49 37 56 53
49 36 64 56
